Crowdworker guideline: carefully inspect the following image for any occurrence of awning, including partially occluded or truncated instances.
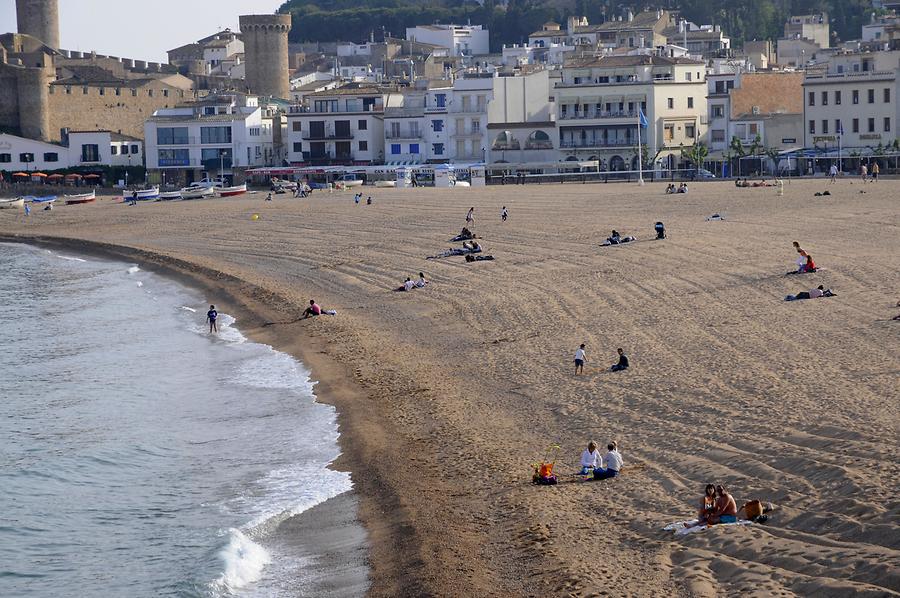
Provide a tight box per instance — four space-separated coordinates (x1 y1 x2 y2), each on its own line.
12 172 28 177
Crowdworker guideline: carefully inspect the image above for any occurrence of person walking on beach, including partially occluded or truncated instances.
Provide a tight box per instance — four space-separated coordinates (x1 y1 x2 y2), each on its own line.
574 343 586 374
829 163 838 183
871 162 880 182
130 190 138 206
860 163 868 182
355 193 361 205
466 207 475 229
501 206 508 222
207 305 218 333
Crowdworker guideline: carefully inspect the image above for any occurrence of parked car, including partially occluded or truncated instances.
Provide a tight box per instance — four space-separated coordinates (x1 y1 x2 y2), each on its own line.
697 168 716 179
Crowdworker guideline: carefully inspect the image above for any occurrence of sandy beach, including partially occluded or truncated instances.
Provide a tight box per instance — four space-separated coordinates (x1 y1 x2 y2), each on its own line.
2 179 898 597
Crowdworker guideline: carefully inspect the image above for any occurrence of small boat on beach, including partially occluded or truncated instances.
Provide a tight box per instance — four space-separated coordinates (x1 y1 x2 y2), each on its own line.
24 195 58 204
122 186 160 202
65 190 97 205
180 186 215 200
0 197 25 209
217 184 247 197
158 191 183 200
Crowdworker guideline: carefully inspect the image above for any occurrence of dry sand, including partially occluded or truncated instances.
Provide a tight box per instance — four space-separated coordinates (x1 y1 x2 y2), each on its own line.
2 179 898 597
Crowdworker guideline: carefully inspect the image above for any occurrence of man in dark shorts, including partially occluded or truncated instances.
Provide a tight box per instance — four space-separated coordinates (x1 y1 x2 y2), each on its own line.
207 305 218 333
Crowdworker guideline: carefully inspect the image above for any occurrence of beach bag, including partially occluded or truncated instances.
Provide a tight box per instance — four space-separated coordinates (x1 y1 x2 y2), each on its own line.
742 499 764 521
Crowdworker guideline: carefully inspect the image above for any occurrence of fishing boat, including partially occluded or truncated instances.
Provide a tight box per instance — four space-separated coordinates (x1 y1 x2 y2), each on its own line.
158 191 183 200
64 190 97 205
24 195 58 204
0 197 25 209
122 186 160 201
217 184 247 197
180 186 215 200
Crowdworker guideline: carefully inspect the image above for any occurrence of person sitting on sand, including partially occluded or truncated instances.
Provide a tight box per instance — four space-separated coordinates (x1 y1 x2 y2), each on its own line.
785 285 836 301
366 196 373 205
697 484 717 526
463 240 482 252
655 222 666 240
666 183 677 194
303 299 322 318
579 441 602 475
593 443 623 480
611 348 629 372
709 485 738 524
677 182 688 194
416 272 428 288
403 277 415 292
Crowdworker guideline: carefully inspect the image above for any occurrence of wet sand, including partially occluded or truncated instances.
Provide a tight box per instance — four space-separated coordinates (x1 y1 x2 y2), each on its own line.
2 179 898 597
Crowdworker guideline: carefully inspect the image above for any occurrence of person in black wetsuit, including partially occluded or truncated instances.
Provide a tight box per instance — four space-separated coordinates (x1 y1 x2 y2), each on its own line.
611 347 629 372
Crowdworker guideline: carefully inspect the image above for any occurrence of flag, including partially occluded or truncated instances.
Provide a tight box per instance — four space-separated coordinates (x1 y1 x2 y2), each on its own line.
639 108 649 128
837 121 844 135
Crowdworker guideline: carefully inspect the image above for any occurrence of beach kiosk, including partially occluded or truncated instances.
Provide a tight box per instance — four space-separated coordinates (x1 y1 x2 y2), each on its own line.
434 163 455 188
469 164 486 187
395 166 413 188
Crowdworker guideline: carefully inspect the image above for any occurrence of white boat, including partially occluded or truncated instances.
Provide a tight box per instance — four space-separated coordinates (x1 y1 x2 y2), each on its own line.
123 186 160 201
217 184 248 197
374 180 396 188
271 177 297 190
63 190 96 205
453 181 471 188
180 186 215 200
0 197 25 209
158 191 183 200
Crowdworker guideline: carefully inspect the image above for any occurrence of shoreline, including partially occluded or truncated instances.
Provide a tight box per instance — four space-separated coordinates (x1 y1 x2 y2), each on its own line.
0 235 388 596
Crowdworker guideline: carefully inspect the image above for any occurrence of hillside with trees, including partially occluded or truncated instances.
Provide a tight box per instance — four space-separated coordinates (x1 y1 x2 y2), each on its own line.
278 0 876 51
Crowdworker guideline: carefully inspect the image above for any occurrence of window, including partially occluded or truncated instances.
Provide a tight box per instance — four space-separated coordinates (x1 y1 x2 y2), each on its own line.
358 120 367 130
835 119 842 134
293 142 302 152
433 143 444 155
491 131 520 150
82 87 88 95
391 144 401 155
711 129 726 142
885 117 891 132
667 98 674 109
687 97 694 109
0 154 10 163
204 106 216 116
200 148 230 167
808 91 815 106
131 145 138 154
158 148 190 166
525 130 553 149
65 86 71 94
409 143 420 154
122 145 130 155
148 89 153 97
292 121 301 132
822 120 828 134
835 91 841 105
685 71 692 81
852 90 859 104
685 123 696 138
868 117 875 132
432 119 443 132
43 152 58 162
200 126 232 144
390 122 400 138
821 91 827 105
111 145 118 155
313 99 337 113
81 145 99 162
435 94 446 108
359 140 368 151
852 118 859 133
664 124 674 141
868 89 875 103
711 105 725 118
885 88 891 103
471 119 480 133
334 121 351 138
163 89 169 98
20 152 34 163
809 120 815 134
157 127 189 145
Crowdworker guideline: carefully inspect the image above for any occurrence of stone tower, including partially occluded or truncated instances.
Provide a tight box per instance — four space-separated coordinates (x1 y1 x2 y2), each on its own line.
15 0 60 49
239 14 291 100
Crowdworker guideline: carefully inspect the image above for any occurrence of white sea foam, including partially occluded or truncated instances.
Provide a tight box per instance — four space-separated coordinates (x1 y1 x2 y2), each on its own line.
230 346 316 392
127 266 140 274
180 306 197 313
56 254 87 262
136 281 143 287
209 528 272 594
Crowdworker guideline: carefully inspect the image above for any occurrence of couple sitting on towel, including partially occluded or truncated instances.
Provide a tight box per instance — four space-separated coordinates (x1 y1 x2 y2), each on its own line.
697 484 738 525
579 441 623 480
400 272 429 291
603 230 636 246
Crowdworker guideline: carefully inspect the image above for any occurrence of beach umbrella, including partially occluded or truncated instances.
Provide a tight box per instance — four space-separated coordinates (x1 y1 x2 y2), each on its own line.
64 173 83 179
31 172 48 177
12 172 28 177
83 174 101 179
47 173 64 179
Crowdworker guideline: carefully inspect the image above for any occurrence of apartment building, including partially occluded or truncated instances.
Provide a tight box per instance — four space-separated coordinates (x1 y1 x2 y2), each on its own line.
285 85 395 165
803 51 900 150
555 54 707 171
406 24 490 57
448 74 493 162
382 82 453 164
144 93 275 185
486 70 558 164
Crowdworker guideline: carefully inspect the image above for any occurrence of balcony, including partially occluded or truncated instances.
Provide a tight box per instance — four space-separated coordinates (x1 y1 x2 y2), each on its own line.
386 131 423 140
560 139 635 149
451 105 487 114
559 110 640 120
455 129 483 138
302 131 354 141
384 107 426 118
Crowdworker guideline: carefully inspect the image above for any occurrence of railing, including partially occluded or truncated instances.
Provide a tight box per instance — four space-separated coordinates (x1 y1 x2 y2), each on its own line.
302 132 354 140
386 131 423 139
456 129 483 137
805 70 896 80
451 106 487 114
559 139 635 148
384 107 425 118
559 110 640 120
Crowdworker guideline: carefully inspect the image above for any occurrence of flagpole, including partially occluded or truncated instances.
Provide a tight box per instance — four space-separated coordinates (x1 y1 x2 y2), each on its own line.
838 128 843 173
637 112 644 185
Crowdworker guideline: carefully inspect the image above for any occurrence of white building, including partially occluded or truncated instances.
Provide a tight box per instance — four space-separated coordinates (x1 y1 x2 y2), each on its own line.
555 54 707 171
502 43 574 67
803 51 900 150
448 74 493 162
406 25 490 57
167 29 245 79
486 70 558 165
144 93 275 184
382 82 454 164
0 131 143 172
285 86 394 165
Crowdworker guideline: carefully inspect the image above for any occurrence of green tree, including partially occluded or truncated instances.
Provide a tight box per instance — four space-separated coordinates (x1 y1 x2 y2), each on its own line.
681 141 710 176
765 146 781 176
730 136 746 177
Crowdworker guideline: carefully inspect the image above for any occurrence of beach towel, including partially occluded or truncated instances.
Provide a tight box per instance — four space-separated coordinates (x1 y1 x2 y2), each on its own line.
663 519 752 536
706 213 725 221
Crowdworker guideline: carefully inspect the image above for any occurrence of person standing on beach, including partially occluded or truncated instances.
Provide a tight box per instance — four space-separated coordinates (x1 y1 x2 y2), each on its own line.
501 206 508 222
871 162 880 182
860 163 868 182
207 305 218 333
466 207 475 229
829 164 838 183
574 343 586 374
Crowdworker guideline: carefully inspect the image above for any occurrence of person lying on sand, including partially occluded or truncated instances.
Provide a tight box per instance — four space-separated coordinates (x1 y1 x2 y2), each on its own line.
427 243 483 259
593 443 623 480
465 254 495 262
602 230 636 246
450 227 475 242
708 485 738 524
785 285 836 301
697 484 717 525
611 348 629 372
579 441 601 475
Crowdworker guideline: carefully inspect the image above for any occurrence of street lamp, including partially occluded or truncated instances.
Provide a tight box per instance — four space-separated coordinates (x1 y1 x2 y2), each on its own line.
125 154 131 188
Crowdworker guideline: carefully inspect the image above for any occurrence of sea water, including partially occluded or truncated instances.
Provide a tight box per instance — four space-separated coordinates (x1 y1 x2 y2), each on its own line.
0 243 354 597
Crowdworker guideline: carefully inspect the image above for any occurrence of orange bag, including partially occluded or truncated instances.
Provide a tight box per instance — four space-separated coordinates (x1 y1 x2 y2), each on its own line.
742 499 763 520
